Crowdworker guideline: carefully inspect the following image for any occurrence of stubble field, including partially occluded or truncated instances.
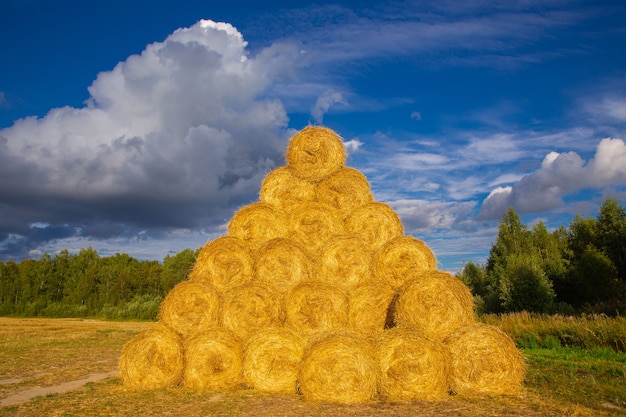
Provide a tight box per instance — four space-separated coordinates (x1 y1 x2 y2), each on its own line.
0 316 624 417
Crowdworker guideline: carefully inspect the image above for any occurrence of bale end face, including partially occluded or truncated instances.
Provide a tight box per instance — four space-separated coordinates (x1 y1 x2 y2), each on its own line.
445 322 526 396
376 327 451 402
298 330 377 403
119 323 184 389
285 126 346 183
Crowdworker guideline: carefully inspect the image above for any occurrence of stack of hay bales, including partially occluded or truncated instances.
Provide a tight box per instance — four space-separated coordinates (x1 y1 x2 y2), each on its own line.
120 126 525 402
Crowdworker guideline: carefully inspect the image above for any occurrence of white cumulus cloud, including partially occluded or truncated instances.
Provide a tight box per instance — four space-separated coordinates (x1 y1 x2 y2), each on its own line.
479 138 626 219
0 20 303 256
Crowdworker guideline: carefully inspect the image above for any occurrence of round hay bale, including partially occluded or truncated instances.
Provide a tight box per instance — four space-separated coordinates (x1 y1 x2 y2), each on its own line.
376 327 451 402
348 282 395 336
254 238 316 295
444 322 526 396
288 202 345 253
285 281 349 337
372 235 437 290
228 202 288 249
298 330 377 403
345 202 403 251
158 280 221 340
316 167 374 217
243 327 306 393
259 166 317 210
221 283 284 342
183 329 243 391
318 234 373 291
188 236 254 292
392 270 475 341
119 323 184 389
285 126 346 182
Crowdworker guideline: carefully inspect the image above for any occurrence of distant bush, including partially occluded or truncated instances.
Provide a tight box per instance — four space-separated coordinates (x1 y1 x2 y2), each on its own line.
100 295 162 321
41 303 89 318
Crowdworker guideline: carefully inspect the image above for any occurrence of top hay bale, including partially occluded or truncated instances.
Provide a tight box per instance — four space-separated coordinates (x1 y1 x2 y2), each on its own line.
285 126 345 183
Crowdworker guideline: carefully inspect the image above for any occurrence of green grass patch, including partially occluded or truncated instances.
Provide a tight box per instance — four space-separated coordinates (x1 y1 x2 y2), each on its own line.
524 346 626 412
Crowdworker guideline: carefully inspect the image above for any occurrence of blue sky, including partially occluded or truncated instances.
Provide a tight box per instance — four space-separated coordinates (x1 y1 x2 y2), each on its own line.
1 0 625 272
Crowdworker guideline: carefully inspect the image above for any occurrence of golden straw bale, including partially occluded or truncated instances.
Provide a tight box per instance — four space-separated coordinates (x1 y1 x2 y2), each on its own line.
348 282 395 336
243 327 306 393
376 327 451 402
372 235 437 290
319 235 374 291
298 330 377 403
345 202 403 251
254 238 316 295
119 323 184 389
316 167 374 217
288 202 345 253
228 202 288 249
285 126 346 182
392 270 475 341
445 323 526 396
285 281 349 337
158 280 221 340
189 236 254 292
221 283 284 342
259 166 317 210
183 329 243 391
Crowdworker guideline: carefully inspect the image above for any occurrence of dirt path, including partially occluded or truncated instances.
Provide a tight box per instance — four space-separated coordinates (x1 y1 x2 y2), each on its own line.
0 371 118 407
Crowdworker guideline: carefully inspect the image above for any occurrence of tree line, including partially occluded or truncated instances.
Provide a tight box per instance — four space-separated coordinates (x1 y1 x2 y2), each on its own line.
457 197 626 315
0 247 198 319
1 197 624 319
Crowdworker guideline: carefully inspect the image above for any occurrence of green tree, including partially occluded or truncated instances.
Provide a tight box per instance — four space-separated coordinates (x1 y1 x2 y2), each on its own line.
160 248 198 294
596 197 626 281
498 253 555 313
563 246 620 307
457 261 488 314
485 208 532 312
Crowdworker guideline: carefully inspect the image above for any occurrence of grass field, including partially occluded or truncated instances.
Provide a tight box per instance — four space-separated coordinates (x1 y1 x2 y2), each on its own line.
0 315 625 416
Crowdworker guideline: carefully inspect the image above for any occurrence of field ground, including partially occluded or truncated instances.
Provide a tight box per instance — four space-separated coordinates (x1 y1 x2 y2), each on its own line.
0 317 625 416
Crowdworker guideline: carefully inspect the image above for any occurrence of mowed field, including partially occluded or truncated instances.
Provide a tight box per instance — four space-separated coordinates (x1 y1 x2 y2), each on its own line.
0 317 624 417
